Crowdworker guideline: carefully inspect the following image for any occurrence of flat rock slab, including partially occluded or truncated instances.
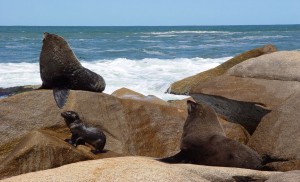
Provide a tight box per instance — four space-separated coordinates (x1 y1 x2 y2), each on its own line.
2 157 278 182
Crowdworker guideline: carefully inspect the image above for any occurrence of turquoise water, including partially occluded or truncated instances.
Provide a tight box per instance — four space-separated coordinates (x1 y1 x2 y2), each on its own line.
0 25 300 99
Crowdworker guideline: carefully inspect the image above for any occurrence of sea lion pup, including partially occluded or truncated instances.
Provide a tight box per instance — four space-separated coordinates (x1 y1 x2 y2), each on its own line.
61 111 106 154
39 32 106 108
159 100 263 170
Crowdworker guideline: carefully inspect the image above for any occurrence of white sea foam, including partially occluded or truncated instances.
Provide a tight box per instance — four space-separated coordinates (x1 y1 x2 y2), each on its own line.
233 35 290 41
142 49 166 56
145 31 237 35
0 57 230 100
138 40 162 43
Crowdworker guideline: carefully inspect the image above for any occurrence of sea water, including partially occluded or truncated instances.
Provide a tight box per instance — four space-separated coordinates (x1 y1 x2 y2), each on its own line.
0 25 300 99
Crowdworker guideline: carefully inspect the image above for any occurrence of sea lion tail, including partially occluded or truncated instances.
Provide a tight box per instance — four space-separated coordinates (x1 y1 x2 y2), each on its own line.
157 150 186 163
53 88 70 109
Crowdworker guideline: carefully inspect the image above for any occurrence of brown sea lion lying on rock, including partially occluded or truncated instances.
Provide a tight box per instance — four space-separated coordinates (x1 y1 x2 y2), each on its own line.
159 100 266 170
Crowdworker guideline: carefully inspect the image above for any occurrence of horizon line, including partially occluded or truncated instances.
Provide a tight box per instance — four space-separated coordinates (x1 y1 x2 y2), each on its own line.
0 23 300 27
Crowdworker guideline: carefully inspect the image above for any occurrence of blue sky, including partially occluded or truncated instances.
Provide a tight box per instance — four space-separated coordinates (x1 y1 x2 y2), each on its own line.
0 0 299 26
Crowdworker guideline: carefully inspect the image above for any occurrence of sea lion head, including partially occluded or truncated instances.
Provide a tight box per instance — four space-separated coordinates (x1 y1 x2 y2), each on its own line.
186 100 204 118
41 32 80 65
42 32 67 44
42 32 70 51
181 100 205 141
61 111 80 126
40 32 81 68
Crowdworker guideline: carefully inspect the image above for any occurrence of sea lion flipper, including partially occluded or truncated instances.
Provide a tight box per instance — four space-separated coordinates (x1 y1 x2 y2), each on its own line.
157 151 186 163
53 88 70 109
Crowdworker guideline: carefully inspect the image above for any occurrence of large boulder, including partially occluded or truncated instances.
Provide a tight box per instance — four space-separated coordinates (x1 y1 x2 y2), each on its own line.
2 157 277 182
0 89 187 178
247 92 300 161
0 130 94 179
191 51 300 109
0 90 186 160
187 51 300 170
168 44 277 95
190 51 300 132
228 51 300 81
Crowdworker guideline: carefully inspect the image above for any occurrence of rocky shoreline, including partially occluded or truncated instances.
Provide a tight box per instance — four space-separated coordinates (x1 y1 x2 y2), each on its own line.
1 46 300 181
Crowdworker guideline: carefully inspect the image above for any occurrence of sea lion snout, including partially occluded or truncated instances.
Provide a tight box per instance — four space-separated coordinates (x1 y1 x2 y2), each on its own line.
61 111 79 120
43 32 49 40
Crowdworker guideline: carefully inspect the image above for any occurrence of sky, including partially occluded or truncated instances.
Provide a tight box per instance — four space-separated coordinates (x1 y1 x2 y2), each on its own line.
0 0 300 26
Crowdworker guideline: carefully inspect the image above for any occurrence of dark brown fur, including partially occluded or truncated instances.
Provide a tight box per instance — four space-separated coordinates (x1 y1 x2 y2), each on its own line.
40 33 106 108
61 111 106 154
40 32 105 92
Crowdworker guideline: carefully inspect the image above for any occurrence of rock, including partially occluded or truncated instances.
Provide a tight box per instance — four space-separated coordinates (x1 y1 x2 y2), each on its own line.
0 130 94 179
191 51 300 108
0 85 40 98
248 92 300 161
0 90 186 175
266 160 300 172
228 51 300 81
191 93 271 134
266 170 300 182
111 87 145 98
219 117 250 144
168 44 277 95
2 157 277 182
187 51 300 170
190 51 300 134
112 87 169 105
115 96 186 156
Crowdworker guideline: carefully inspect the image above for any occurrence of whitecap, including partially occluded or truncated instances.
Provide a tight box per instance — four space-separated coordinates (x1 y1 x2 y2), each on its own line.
233 35 290 41
138 40 162 43
144 30 237 35
142 49 166 56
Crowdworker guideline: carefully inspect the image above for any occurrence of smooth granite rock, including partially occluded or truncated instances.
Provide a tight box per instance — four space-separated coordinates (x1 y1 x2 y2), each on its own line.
2 157 278 182
168 44 277 95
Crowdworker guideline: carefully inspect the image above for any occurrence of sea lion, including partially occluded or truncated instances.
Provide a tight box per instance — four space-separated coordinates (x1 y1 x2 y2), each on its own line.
61 111 106 154
40 32 106 108
159 100 263 170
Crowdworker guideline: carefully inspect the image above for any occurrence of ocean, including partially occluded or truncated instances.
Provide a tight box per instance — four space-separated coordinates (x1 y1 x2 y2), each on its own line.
0 25 300 100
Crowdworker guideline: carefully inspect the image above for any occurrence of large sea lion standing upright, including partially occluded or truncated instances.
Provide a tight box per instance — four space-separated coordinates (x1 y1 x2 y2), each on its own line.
159 100 263 170
39 32 106 108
